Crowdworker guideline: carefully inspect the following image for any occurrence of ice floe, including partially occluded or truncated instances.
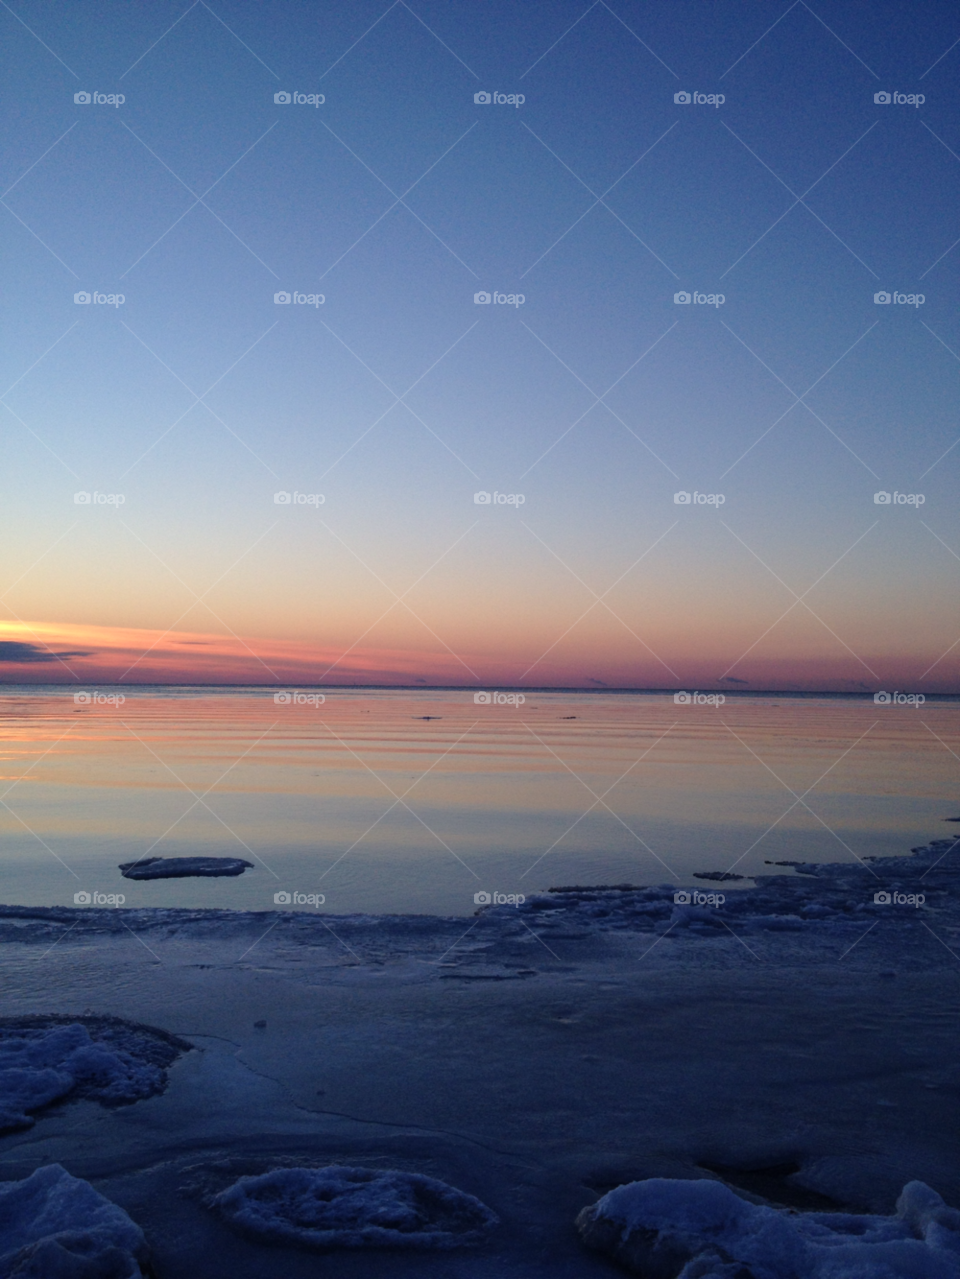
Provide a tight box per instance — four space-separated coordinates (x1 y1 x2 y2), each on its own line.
577 1176 960 1277
118 856 253 879
0 1164 148 1279
207 1164 498 1250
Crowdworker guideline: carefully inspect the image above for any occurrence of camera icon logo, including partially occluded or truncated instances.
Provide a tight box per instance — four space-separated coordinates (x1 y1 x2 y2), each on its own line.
74 291 91 304
873 491 891 504
274 91 291 104
274 890 292 904
74 890 91 904
674 91 691 104
874 91 891 104
474 91 491 104
874 291 891 304
274 291 291 304
74 491 91 504
673 291 691 304
274 691 292 704
74 91 91 104
74 691 92 704
674 890 691 904
474 291 491 304
673 691 692 704
474 691 492 704
673 491 691 504
274 491 291 504
474 890 492 904
874 890 891 903
474 491 491 504
874 691 892 704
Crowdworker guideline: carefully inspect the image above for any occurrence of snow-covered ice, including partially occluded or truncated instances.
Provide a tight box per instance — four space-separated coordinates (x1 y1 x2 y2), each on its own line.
511 837 959 942
0 1017 191 1132
207 1164 498 1249
118 856 253 879
0 835 955 1275
0 1163 148 1278
577 1176 960 1278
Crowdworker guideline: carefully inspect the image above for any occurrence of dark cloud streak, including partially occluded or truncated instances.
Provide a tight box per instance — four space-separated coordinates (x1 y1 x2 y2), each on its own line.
0 641 92 664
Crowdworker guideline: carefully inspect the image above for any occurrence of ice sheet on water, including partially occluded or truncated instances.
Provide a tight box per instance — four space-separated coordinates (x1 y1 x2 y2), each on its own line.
0 1163 147 1279
1 837 955 974
0 1016 191 1132
577 1177 960 1278
208 1164 498 1250
118 856 252 879
514 838 958 936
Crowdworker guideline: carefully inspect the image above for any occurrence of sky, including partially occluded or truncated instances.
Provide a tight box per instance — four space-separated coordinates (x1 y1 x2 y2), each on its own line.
2 0 959 691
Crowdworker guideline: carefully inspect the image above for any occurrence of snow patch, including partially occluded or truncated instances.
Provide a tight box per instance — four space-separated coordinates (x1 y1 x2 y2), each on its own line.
209 1164 498 1250
0 1163 148 1278
0 1017 191 1132
577 1176 960 1277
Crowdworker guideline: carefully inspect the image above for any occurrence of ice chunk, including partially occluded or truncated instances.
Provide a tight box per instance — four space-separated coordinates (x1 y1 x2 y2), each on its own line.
209 1165 498 1250
118 856 252 879
0 1018 190 1132
899 1183 960 1256
0 1164 148 1278
577 1176 960 1277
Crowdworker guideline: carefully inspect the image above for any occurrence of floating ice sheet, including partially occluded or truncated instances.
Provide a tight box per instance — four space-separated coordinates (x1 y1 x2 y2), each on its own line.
118 856 253 879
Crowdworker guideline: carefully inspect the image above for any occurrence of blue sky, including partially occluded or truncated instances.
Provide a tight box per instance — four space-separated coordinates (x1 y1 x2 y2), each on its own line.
2 0 959 689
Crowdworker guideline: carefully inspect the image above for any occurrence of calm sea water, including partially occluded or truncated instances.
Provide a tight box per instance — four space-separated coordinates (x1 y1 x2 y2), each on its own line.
0 687 957 915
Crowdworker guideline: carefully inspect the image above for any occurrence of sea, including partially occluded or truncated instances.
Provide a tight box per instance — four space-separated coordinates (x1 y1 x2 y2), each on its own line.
0 686 957 916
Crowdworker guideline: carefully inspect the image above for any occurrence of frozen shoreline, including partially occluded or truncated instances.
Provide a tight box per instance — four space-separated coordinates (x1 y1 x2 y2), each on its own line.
1 837 957 1276
1 836 956 972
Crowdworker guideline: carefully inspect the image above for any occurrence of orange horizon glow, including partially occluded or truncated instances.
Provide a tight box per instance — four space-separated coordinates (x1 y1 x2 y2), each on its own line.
0 620 958 692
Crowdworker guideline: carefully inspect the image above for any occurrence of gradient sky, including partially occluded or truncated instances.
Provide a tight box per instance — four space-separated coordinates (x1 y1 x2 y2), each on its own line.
2 0 959 690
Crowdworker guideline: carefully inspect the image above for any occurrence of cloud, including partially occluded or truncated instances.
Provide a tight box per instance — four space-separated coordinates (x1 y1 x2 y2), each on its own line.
0 641 91 663
588 677 609 686
720 675 748 684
